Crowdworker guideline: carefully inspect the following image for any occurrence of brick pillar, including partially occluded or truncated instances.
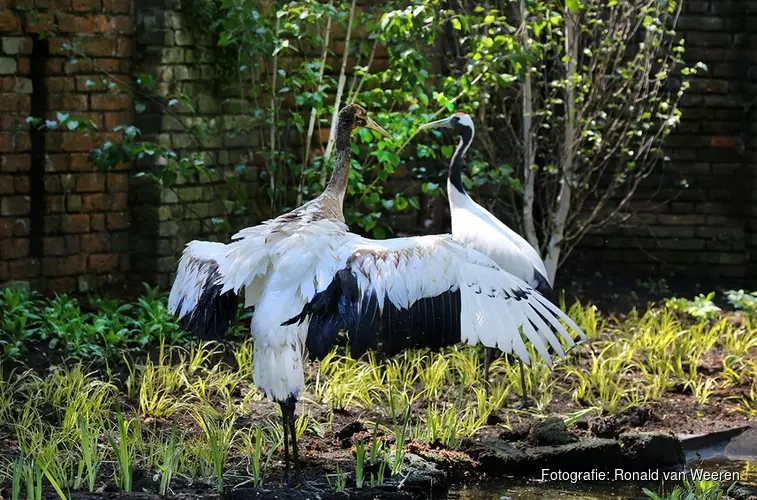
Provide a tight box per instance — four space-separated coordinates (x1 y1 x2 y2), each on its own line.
0 7 35 285
131 0 257 288
0 1 135 292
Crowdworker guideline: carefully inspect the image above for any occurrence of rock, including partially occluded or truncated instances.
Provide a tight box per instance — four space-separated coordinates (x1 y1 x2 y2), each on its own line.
391 452 448 496
619 432 685 469
499 421 531 442
336 420 367 448
725 427 757 459
524 439 626 473
728 483 757 500
590 415 622 439
468 440 529 477
530 416 575 446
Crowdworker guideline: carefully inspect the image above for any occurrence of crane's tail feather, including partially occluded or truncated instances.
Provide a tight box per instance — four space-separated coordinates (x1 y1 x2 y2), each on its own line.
168 241 239 338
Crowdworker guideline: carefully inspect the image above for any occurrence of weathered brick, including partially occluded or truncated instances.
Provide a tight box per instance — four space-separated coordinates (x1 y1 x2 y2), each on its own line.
102 174 128 195
13 218 28 236
43 175 61 193
0 238 28 258
657 214 707 225
91 93 130 110
43 235 79 256
25 12 52 33
48 93 89 111
678 16 725 32
89 253 118 272
43 254 86 276
81 193 109 211
2 36 31 54
110 192 127 211
66 194 81 211
103 0 129 13
80 38 119 57
61 133 97 152
110 15 133 34
106 211 128 229
13 176 28 193
0 10 20 32
8 257 39 279
90 213 104 230
76 173 105 192
45 195 64 213
47 277 76 292
72 0 100 11
0 175 11 194
0 57 16 74
1 196 29 216
711 136 738 148
104 111 129 129
61 213 89 233
80 233 110 252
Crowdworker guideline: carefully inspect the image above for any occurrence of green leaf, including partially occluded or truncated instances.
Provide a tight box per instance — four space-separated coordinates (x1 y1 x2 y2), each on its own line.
451 18 462 30
134 102 147 114
566 0 582 13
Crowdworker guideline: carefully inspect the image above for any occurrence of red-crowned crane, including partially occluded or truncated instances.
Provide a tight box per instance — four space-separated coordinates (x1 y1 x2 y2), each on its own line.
417 112 556 409
168 105 585 488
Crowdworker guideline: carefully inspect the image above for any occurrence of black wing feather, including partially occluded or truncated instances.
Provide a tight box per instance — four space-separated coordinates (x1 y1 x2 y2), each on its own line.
283 267 462 360
177 267 239 338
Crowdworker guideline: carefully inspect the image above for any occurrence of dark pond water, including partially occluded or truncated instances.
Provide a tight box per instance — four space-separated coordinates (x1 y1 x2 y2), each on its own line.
450 457 757 500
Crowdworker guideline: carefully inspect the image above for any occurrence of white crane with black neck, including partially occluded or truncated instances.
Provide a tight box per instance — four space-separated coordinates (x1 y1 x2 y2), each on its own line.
168 105 584 489
418 112 556 408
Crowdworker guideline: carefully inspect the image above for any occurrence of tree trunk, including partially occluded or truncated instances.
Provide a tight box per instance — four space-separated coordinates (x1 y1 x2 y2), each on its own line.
519 0 540 254
544 8 579 283
298 0 333 206
320 0 357 187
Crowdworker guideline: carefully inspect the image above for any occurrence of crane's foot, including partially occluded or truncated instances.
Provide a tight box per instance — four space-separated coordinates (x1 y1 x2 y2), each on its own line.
513 397 533 410
289 471 319 492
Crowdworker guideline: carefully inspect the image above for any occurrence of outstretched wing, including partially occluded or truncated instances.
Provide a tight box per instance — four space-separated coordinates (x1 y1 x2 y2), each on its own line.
167 241 239 338
284 234 585 364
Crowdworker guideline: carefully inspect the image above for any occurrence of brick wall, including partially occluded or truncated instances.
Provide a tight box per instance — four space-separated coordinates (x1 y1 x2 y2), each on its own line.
0 0 134 292
568 0 757 281
1 0 757 293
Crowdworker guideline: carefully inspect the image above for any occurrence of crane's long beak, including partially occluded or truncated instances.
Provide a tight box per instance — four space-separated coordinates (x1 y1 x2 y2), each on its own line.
416 116 454 132
364 116 392 140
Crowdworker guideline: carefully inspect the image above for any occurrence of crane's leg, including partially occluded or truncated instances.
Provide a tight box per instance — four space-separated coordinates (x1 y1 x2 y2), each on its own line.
279 401 290 478
483 347 494 397
281 398 317 491
514 360 532 410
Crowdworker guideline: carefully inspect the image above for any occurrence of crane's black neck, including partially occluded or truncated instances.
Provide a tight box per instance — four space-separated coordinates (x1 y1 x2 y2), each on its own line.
448 126 473 194
325 117 353 201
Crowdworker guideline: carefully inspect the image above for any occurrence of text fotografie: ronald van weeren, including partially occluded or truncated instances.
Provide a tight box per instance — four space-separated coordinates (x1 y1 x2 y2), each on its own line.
541 469 741 484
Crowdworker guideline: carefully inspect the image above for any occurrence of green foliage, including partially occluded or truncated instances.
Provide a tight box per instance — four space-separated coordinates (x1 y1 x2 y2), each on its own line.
665 293 721 320
643 479 725 500
0 287 41 359
0 285 186 362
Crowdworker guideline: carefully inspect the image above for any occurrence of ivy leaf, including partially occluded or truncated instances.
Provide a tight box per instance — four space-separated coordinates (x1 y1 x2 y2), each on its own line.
56 112 69 122
66 120 79 131
134 102 147 114
451 18 462 30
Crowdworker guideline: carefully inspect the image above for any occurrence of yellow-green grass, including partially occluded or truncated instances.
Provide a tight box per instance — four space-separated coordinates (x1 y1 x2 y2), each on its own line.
0 299 755 495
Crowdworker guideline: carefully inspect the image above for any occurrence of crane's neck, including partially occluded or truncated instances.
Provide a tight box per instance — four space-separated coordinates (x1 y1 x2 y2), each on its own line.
448 127 473 195
323 118 352 209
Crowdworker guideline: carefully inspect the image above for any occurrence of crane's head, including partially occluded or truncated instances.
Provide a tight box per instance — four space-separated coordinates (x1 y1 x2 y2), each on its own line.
416 112 475 135
338 104 392 139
